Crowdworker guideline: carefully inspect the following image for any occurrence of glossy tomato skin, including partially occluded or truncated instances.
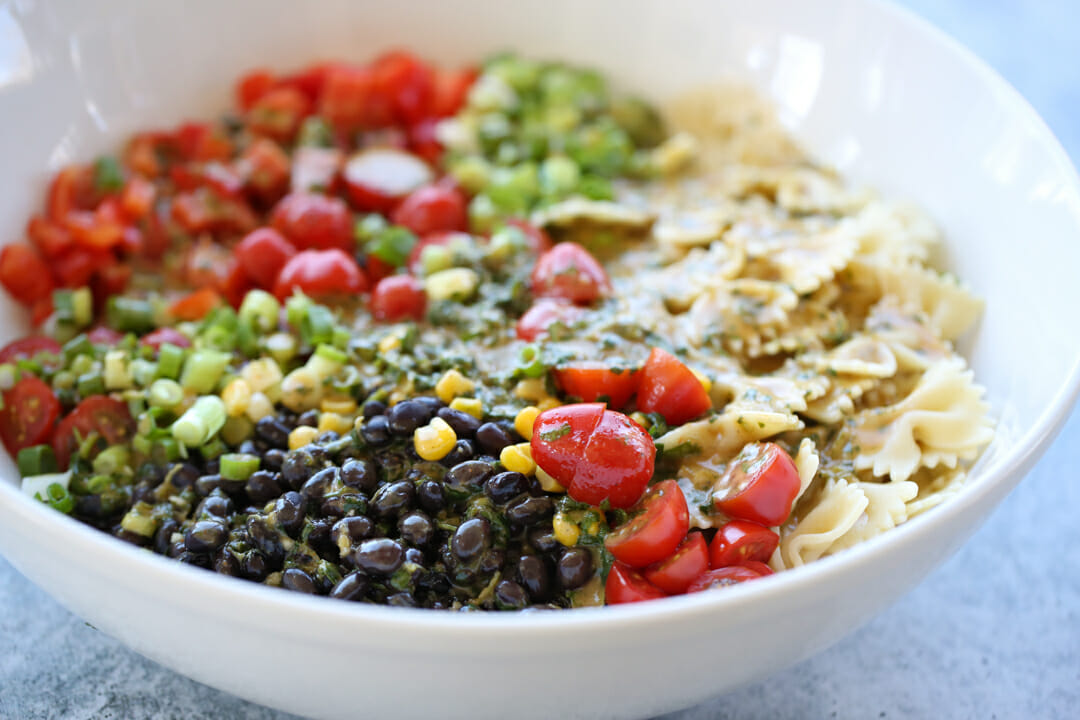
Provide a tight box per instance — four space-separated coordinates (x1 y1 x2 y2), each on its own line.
713 442 800 527
390 185 467 236
0 376 61 455
515 299 584 342
371 275 426 322
505 218 552 254
247 86 311 142
552 362 641 409
604 479 689 566
140 327 192 351
270 193 354 252
86 326 125 345
636 347 711 426
739 561 775 577
605 563 668 605
529 403 606 485
169 288 223 322
234 227 297 289
709 520 779 568
371 50 436 125
51 396 134 470
531 242 611 304
572 410 656 509
273 248 367 300
0 245 53 306
0 337 62 364
686 565 766 593
643 531 709 594
343 148 433 214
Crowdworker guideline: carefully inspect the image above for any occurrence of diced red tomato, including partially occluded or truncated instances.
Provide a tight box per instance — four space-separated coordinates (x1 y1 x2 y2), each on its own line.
371 50 435 125
140 327 192 351
432 67 478 118
168 287 223 321
739 561 775 577
643 531 710 595
371 275 426 322
406 119 443 166
531 242 611 304
605 563 668 605
30 297 53 327
712 442 801 527
119 176 156 221
222 260 256 309
364 256 395 284
0 376 61 455
138 206 172 260
269 192 354 252
183 237 234 290
247 86 311 142
0 245 54 305
709 520 779 568
63 198 125 250
342 148 434 213
234 227 297 289
175 122 233 163
605 480 689 566
124 132 176 178
319 65 394 133
280 62 339 105
391 184 467 236
0 337 62 364
236 138 292 205
290 146 343 194
172 187 257 235
505 218 553 254
515 299 585 342
686 565 767 593
26 216 74 259
46 166 97 221
273 248 367 300
51 395 134 470
636 347 711 426
87 326 125 345
52 247 113 289
171 162 244 199
91 262 132 307
552 362 641 409
236 68 277 112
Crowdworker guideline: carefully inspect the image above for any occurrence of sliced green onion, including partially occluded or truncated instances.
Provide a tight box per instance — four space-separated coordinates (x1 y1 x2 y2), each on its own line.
0 363 18 392
198 436 227 461
21 470 71 503
17 445 57 478
93 155 125 193
419 244 453 276
43 483 75 514
285 292 313 329
297 116 333 148
367 226 417 267
302 305 335 346
354 213 389 245
92 445 131 476
171 395 227 447
129 358 158 387
220 453 260 481
76 372 106 398
62 333 93 362
180 350 231 394
156 343 186 380
265 332 298 365
148 378 184 409
106 297 155 333
239 289 281 333
516 344 548 378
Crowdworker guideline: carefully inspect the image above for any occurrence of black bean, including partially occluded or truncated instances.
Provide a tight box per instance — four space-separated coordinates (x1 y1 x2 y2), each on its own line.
247 516 285 569
484 471 530 505
436 407 481 438
417 480 446 513
282 567 317 594
296 409 320 428
214 551 240 577
445 460 494 491
387 399 437 435
203 458 221 476
475 422 515 454
245 470 283 505
398 511 434 547
557 547 593 590
387 592 417 608
505 496 554 527
300 466 338 503
494 580 529 610
154 519 179 556
197 492 233 519
281 448 322 490
371 480 415 518
320 493 365 519
451 518 490 562
478 548 505 575
254 417 291 449
194 473 226 497
353 538 405 575
262 448 287 472
131 484 156 505
274 491 305 536
305 445 330 467
306 518 334 556
176 551 211 569
404 547 425 566
240 551 269 581
316 430 340 444
340 458 378 492
362 400 387 419
517 555 550 601
440 439 475 467
185 520 228 553
236 439 260 456
331 516 375 548
330 572 369 601
360 415 392 446
528 527 560 554
114 528 148 547
413 396 444 412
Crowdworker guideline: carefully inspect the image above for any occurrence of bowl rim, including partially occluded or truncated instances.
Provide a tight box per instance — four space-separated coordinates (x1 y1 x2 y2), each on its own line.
1 0 1079 640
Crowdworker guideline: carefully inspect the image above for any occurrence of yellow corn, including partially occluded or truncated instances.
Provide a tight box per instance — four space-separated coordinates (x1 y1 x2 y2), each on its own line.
553 512 580 547
630 411 650 428
288 425 319 451
280 366 323 412
241 358 283 393
536 396 562 412
513 406 540 440
245 391 275 423
321 395 357 416
450 397 483 419
318 412 352 436
435 369 475 404
500 442 535 476
691 367 712 393
414 417 457 461
222 378 252 418
513 378 547 402
536 467 565 493
378 333 402 354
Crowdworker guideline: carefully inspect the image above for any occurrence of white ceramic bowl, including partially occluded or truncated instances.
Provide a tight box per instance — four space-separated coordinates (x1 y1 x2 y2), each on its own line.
1 1 1078 718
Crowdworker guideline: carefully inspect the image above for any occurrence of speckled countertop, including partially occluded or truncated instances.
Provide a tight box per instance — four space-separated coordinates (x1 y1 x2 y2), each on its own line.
2 1 1078 718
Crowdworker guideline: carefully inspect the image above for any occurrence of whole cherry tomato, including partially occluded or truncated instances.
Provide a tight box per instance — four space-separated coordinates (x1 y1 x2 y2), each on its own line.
531 242 611 304
371 275 426 322
270 192 354 252
234 227 297 289
390 185 467 236
273 248 367 300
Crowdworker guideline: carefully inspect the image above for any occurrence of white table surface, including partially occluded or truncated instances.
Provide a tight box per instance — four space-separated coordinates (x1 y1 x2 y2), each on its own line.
2 1 1078 718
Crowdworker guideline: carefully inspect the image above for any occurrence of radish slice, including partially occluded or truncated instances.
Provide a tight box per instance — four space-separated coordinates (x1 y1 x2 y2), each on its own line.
343 148 433 213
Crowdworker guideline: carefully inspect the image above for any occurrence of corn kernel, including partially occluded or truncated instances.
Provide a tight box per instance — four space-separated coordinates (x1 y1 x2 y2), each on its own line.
280 366 323 412
378 333 402 354
553 512 580 547
513 378 546 402
288 425 319 450
691 368 712 393
514 406 540 440
321 395 357 416
222 378 252 418
241 358 283 393
536 467 565 493
318 412 352 436
414 417 457 461
435 369 475 404
450 397 483 419
536 396 562 412
245 391 275 423
424 267 478 302
500 442 536 475
630 411 650 428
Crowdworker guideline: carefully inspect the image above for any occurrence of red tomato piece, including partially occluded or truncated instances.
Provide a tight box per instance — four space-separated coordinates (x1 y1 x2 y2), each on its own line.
234 227 297 289
712 442 801 527
30 297 53 327
552 362 641 409
183 237 234 290
319 65 394 133
175 122 233 163
505 218 553 254
140 327 192 351
709 520 780 568
118 176 156 221
390 185 467 236
604 479 689 565
739 561 775 577
0 337 62 364
290 146 343 195
0 376 61 455
572 410 656 509
63 203 125 251
686 565 766 593
221 259 255 309
432 67 478 118
52 248 113 289
515 299 585 342
86 326 125 345
172 188 257 235
371 50 435 125
342 148 434 213
235 68 276 112
46 166 97 222
247 86 311 142
168 287 223 322
51 395 134 470
531 242 611 304
124 132 176 179
371 275 426 322
269 192 354 252
91 262 133 308
273 248 367 300
279 62 339 105
529 403 606 484
643 531 710 595
364 256 395 284
0 245 53 305
406 119 443 166
636 347 711 426
605 563 668 605
27 216 74 259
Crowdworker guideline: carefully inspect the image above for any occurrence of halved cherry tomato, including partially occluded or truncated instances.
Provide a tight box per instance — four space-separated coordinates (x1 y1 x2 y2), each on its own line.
342 148 433 213
140 327 191 351
406 119 443 166
290 146 343 195
237 138 292 203
51 395 134 470
605 479 689 565
391 185 467 236
712 442 801 527
247 86 311 142
739 561 775 577
686 565 767 593
319 65 394 133
605 562 668 604
169 287 223 321
505 218 553 254
573 410 656 508
0 337 62 364
636 347 711 426
372 50 435 125
174 122 233 163
515 299 585 342
531 242 611 304
280 62 339 105
46 166 97 221
236 68 276 112
529 403 606 484
27 216 74 259
273 248 367 300
552 362 641 409
0 376 61 455
371 275 426 322
87 326 125 345
52 247 112 289
0 245 53 305
63 201 125 250
643 531 709 594
234 227 297 289
269 192 353 252
709 520 780 568
432 67 478 118
220 259 255 309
